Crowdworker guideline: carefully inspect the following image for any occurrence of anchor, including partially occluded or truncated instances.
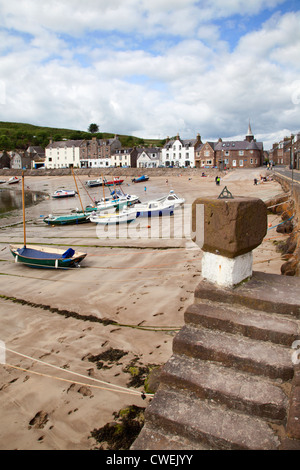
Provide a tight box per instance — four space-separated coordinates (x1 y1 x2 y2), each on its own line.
218 186 234 199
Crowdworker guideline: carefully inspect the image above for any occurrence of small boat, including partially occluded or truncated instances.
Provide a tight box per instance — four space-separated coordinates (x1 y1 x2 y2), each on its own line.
95 192 140 212
105 177 124 187
10 244 87 268
86 178 103 187
7 176 20 184
132 200 175 217
132 175 149 183
88 208 137 225
86 177 124 187
155 190 185 208
10 171 87 269
43 213 91 225
52 189 76 198
0 180 6 184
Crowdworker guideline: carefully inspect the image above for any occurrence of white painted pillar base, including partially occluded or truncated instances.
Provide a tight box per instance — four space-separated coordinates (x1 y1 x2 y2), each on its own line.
201 251 253 288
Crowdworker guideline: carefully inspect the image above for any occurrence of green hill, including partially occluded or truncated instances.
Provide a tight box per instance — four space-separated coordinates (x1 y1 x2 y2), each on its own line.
0 121 165 151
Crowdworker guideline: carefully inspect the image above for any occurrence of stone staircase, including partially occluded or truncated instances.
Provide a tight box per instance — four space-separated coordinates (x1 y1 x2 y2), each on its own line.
132 272 300 450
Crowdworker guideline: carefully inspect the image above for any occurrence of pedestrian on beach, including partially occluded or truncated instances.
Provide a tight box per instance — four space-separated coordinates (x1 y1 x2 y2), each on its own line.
215 176 220 185
144 186 147 192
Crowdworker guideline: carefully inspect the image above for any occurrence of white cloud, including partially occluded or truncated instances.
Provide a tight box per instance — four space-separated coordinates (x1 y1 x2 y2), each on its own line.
0 0 299 149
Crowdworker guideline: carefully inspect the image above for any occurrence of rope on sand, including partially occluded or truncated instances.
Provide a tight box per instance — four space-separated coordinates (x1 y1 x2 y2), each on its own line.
0 345 153 399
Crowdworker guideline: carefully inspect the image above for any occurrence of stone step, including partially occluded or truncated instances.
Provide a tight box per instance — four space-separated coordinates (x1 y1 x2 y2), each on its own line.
194 271 300 318
173 325 294 381
131 423 210 450
160 354 288 422
185 302 300 346
140 387 281 450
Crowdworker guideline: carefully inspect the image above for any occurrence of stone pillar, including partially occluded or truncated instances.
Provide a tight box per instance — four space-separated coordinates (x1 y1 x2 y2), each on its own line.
192 195 267 287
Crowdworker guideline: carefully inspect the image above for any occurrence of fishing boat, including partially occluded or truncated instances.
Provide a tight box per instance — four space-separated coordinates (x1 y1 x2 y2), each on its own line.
43 213 91 225
7 176 20 184
132 175 149 183
155 190 185 208
9 172 87 268
86 177 124 187
52 189 76 198
88 207 137 225
132 200 175 217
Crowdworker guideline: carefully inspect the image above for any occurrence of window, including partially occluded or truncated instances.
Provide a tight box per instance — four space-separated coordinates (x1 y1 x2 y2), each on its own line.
205 150 210 157
239 151 244 156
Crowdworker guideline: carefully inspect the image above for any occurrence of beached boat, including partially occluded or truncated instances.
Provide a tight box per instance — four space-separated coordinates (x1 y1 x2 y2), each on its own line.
9 171 87 268
155 190 185 208
52 189 76 198
10 244 87 268
132 175 149 183
7 176 20 184
131 175 149 183
86 177 124 187
43 213 91 225
132 200 175 217
88 208 137 225
95 192 140 212
0 180 6 184
105 177 124 187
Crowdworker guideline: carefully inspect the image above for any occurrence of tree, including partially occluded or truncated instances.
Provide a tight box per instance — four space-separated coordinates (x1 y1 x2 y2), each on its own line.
88 123 99 133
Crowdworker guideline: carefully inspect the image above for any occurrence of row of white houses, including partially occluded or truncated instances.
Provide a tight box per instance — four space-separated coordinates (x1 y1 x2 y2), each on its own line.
44 135 201 170
2 124 266 170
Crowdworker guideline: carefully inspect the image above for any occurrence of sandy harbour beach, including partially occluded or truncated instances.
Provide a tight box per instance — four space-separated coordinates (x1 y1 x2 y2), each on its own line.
0 168 289 450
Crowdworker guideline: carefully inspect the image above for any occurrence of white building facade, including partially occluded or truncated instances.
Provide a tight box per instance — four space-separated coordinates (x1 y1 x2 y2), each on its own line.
137 148 161 168
161 134 201 167
45 140 83 169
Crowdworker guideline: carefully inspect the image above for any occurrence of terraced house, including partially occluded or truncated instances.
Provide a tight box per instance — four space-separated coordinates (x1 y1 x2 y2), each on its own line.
195 123 264 169
161 133 202 168
45 135 122 169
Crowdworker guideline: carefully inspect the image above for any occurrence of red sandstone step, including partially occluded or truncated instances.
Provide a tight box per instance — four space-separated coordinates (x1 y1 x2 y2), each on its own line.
142 388 281 450
131 423 210 450
194 271 300 318
185 302 300 346
160 353 288 422
173 325 294 380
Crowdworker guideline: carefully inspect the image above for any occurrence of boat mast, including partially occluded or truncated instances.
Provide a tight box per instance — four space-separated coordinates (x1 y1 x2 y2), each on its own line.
101 174 106 206
71 167 84 213
21 171 26 248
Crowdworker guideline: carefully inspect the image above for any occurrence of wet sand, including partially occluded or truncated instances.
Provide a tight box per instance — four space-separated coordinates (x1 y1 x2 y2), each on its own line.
0 169 288 449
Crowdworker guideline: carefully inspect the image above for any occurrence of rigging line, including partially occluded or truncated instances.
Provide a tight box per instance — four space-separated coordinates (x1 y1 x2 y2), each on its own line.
83 259 202 269
2 270 187 281
4 364 152 398
267 199 292 209
0 345 152 396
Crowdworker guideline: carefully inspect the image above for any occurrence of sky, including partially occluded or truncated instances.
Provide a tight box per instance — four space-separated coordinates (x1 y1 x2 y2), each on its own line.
0 0 299 150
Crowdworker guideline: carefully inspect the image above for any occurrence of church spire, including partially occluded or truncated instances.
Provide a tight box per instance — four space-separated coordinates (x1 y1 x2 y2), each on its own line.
246 120 254 142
